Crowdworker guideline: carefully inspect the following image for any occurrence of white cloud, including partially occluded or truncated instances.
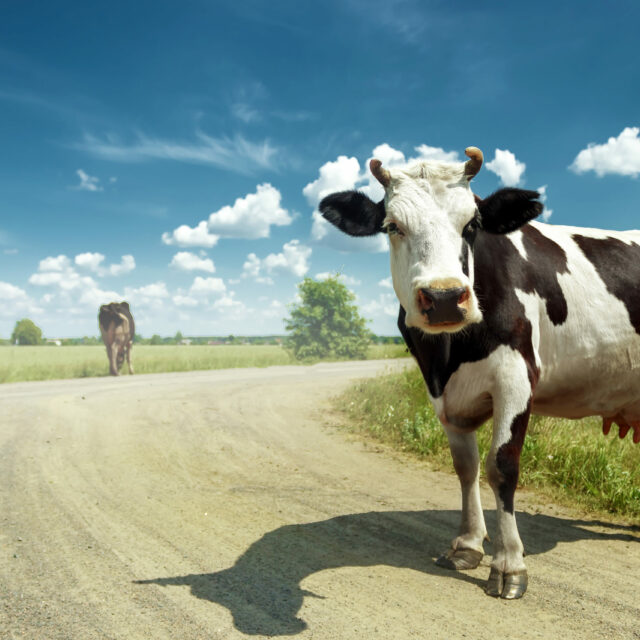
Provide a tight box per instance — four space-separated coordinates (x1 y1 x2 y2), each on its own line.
212 292 244 310
303 156 362 206
241 253 273 285
361 293 399 319
570 127 640 177
172 294 199 307
189 276 226 296
38 255 71 272
30 254 111 294
162 221 220 248
371 143 406 167
0 281 29 301
262 240 311 278
30 265 96 292
162 184 292 248
206 183 292 239
124 282 170 310
75 252 105 272
74 252 135 276
537 185 553 222
315 272 361 286
78 131 279 173
379 276 393 289
413 144 460 163
78 285 123 308
243 240 311 282
108 255 135 276
0 281 41 318
486 149 526 186
170 251 215 273
74 169 103 192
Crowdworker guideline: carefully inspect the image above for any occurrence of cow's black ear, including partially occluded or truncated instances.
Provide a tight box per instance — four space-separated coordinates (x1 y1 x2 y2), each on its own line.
477 188 543 234
319 190 385 237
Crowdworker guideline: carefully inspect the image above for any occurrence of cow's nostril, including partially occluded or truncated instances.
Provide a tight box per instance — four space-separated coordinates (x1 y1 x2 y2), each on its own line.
458 288 470 305
418 289 433 310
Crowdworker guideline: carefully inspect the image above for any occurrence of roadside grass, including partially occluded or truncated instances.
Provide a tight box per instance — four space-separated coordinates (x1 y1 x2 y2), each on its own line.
337 364 640 522
0 343 408 383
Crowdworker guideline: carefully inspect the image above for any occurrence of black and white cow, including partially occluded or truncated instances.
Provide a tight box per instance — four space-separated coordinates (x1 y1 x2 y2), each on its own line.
320 147 640 599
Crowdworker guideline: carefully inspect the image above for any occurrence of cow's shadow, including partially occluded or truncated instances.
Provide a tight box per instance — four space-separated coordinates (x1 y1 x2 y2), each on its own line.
135 509 639 636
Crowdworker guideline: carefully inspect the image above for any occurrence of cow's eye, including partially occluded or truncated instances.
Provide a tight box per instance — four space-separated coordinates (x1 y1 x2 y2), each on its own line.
462 218 478 243
385 222 403 236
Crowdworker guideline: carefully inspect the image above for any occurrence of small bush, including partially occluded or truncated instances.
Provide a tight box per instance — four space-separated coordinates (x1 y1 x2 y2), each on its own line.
285 277 372 361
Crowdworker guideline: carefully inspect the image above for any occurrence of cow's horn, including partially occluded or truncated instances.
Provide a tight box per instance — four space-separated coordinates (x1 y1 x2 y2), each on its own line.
464 147 483 179
370 158 391 187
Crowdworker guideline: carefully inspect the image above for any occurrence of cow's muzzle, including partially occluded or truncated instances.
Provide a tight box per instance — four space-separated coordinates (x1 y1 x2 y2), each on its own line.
417 285 471 326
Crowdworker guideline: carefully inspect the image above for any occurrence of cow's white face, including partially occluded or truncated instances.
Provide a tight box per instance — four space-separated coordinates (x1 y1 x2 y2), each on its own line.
319 146 544 336
382 162 483 333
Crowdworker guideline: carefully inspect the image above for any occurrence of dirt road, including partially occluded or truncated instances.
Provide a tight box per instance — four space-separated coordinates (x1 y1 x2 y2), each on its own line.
1 360 639 639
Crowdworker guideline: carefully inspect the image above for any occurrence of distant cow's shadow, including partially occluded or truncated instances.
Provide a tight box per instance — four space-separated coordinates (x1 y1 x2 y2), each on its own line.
135 509 639 636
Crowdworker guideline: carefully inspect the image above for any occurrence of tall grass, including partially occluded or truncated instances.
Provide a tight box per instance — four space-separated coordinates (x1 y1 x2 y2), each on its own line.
338 365 640 522
0 343 408 383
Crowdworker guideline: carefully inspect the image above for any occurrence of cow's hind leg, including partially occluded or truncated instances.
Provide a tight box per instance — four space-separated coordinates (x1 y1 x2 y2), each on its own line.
436 428 487 571
109 342 120 376
126 342 134 374
485 378 532 599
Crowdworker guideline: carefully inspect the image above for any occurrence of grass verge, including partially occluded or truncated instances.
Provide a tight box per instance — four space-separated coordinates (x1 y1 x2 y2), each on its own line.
337 365 640 523
0 343 408 383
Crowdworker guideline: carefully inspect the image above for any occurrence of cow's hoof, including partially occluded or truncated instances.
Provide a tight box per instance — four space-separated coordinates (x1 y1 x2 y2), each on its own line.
435 548 483 571
485 567 528 599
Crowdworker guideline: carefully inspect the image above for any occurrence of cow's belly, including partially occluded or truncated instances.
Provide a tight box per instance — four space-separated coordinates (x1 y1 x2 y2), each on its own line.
434 341 640 430
534 343 640 420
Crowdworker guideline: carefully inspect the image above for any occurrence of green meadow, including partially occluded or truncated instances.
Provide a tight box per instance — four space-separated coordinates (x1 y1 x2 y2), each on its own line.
0 343 408 384
337 364 640 522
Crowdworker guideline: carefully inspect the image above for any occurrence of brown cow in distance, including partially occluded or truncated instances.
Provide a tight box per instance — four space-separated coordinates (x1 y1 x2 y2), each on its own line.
98 301 135 376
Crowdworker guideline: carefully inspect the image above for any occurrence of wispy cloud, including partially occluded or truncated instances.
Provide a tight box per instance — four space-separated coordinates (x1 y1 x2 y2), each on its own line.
77 130 280 173
231 102 262 123
344 0 442 46
73 169 103 192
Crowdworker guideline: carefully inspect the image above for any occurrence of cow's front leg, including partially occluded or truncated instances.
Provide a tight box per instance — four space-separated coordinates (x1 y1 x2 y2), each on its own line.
436 428 487 570
485 381 532 599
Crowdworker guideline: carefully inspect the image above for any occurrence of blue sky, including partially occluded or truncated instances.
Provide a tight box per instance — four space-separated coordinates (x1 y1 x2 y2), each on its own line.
2 0 640 338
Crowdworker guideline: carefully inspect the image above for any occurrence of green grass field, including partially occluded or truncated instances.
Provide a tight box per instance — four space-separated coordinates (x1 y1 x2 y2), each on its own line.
337 365 640 522
0 343 408 383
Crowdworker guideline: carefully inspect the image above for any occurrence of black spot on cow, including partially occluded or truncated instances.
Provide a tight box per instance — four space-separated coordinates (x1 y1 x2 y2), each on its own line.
495 404 531 514
519 226 570 325
572 234 640 335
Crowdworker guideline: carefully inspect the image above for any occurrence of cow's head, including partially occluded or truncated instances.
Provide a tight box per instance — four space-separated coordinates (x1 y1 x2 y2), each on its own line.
320 147 543 334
